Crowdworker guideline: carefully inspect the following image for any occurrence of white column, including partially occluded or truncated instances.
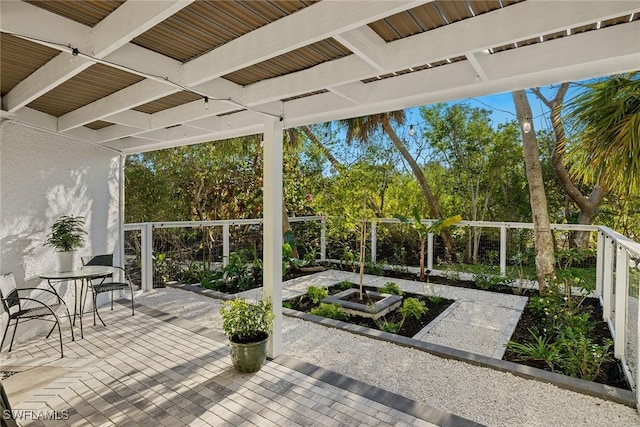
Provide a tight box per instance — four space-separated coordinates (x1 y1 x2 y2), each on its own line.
370 221 377 264
142 223 153 291
595 230 604 299
500 225 507 276
320 217 327 261
118 154 126 283
222 223 230 267
613 245 629 359
263 116 283 358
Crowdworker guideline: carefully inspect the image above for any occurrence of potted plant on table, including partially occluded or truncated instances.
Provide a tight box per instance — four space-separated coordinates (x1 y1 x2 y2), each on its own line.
44 215 87 272
220 298 274 373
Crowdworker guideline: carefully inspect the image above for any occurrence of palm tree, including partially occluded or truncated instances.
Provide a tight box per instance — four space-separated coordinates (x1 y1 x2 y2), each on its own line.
564 73 640 197
512 90 555 295
337 111 456 258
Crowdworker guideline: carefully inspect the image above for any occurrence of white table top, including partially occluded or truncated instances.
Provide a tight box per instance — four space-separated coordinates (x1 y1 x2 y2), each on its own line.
39 266 116 280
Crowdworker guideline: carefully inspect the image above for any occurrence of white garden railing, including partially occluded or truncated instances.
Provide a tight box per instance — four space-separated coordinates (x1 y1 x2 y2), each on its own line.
124 217 639 402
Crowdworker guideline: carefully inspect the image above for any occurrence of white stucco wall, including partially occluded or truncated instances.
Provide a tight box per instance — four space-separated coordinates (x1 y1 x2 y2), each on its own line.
0 121 122 346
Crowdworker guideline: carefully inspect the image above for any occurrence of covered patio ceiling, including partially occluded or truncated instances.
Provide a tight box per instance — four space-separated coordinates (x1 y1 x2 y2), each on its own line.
1 0 639 154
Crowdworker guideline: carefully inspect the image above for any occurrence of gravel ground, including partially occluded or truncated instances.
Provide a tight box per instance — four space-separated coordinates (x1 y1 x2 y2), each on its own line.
136 287 640 427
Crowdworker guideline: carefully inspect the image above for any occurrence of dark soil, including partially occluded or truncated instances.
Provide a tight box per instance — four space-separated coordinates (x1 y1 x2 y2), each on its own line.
503 295 630 390
285 284 454 338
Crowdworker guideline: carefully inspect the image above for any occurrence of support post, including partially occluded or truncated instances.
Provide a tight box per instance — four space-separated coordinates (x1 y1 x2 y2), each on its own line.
222 223 230 267
370 221 377 264
595 230 604 298
427 233 434 271
603 238 614 321
500 225 507 276
263 116 283 359
141 223 153 291
320 217 327 261
613 245 629 358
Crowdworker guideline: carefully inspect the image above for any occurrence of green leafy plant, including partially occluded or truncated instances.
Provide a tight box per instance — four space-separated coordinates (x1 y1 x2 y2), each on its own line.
310 303 350 321
506 329 561 370
375 317 401 333
428 295 444 304
556 329 613 380
220 299 274 343
399 297 427 321
44 215 87 252
306 285 329 304
473 271 509 291
395 208 462 281
379 282 403 296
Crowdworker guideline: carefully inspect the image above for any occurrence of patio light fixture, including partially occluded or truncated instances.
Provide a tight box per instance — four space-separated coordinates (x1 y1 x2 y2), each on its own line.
521 117 532 134
408 125 415 136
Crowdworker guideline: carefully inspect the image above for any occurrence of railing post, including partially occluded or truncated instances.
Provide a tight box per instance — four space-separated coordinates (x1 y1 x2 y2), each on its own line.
603 238 614 322
222 223 230 267
320 217 327 261
596 230 604 298
371 221 377 264
141 223 153 291
500 224 507 276
427 233 434 271
613 244 629 359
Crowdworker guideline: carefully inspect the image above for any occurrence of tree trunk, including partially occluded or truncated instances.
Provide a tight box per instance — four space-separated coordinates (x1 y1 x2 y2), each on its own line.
512 90 555 295
381 117 456 259
300 126 341 168
531 84 606 248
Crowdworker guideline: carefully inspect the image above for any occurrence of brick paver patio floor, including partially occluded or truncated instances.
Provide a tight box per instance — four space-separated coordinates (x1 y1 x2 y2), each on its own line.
1 301 481 426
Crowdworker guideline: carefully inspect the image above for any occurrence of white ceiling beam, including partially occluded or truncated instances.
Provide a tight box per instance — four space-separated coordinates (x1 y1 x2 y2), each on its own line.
333 26 387 72
387 0 640 70
103 110 151 130
183 0 430 86
242 0 640 113
1 0 192 112
465 53 489 82
57 0 429 131
58 80 179 132
328 82 369 105
95 125 148 144
108 19 640 153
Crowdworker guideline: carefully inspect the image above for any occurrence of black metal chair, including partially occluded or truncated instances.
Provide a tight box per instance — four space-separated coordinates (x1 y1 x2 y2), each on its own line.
0 272 74 358
81 254 134 327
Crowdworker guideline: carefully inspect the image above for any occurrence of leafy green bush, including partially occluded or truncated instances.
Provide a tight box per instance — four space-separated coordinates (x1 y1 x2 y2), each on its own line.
428 295 444 304
399 297 427 320
220 299 273 343
379 282 403 296
310 303 350 321
473 272 509 290
306 286 328 304
506 329 561 369
375 317 401 333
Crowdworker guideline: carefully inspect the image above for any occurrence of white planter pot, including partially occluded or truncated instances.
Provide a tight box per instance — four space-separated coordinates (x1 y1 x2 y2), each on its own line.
58 251 77 272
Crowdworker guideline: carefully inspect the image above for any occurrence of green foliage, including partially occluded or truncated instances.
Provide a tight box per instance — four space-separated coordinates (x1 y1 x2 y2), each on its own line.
506 329 561 369
220 299 274 343
305 286 329 305
379 282 403 296
399 297 427 321
556 248 594 269
337 280 353 290
509 278 612 381
375 317 402 333
428 295 444 304
44 215 87 252
473 272 509 291
363 261 383 276
310 303 350 321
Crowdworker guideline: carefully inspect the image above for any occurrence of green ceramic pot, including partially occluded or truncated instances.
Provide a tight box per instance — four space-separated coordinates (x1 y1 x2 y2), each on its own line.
229 334 269 373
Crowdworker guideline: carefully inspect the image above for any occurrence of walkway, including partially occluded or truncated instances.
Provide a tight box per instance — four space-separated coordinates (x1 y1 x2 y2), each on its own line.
1 302 479 427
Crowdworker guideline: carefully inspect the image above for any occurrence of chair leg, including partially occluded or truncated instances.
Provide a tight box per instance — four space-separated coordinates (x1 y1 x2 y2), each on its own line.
94 293 107 327
45 322 56 339
130 286 135 316
111 290 114 310
93 290 97 326
1 319 11 351
8 318 19 352
54 316 64 358
64 305 75 342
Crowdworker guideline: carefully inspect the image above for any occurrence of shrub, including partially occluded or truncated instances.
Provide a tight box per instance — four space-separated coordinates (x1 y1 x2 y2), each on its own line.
379 282 403 296
306 285 329 304
399 297 427 321
310 303 350 321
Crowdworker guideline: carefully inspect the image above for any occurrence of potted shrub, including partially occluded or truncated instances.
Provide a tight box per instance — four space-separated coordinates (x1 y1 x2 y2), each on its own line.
220 298 274 373
44 215 87 271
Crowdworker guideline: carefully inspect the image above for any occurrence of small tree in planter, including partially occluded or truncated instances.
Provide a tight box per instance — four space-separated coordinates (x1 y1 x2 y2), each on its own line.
44 215 87 271
396 208 462 281
220 299 274 373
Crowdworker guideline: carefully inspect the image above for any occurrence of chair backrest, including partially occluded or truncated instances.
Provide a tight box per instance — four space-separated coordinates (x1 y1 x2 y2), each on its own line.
82 254 114 267
0 273 20 316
